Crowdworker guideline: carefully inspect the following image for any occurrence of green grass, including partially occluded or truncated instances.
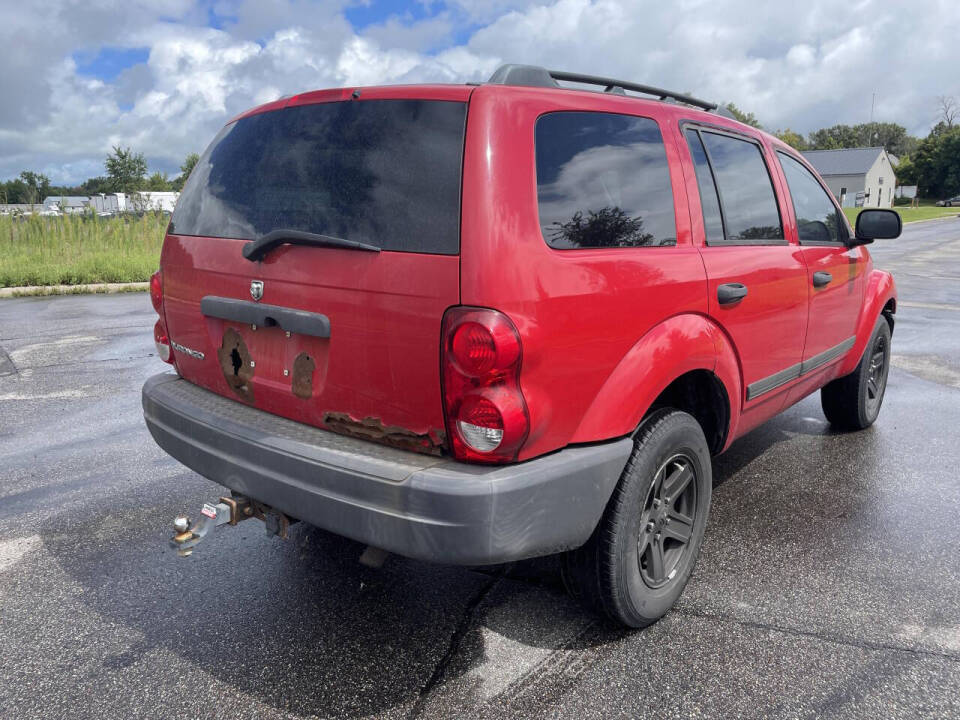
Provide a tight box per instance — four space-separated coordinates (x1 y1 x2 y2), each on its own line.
842 204 960 227
0 213 165 288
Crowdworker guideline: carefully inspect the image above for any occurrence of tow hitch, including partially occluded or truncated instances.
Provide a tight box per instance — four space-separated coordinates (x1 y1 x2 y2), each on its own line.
170 495 294 557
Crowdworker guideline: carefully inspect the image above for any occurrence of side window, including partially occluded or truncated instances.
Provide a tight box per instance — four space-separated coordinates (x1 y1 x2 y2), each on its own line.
535 112 676 249
777 152 845 244
692 129 784 245
684 129 724 243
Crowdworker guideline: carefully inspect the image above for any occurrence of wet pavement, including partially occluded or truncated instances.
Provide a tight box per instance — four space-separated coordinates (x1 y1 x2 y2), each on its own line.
1 219 959 719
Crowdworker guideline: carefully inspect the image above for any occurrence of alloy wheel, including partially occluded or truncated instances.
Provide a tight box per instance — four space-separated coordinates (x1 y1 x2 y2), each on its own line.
866 333 889 414
638 454 698 588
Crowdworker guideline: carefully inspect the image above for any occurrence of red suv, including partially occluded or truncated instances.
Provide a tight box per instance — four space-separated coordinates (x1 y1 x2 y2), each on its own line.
143 64 901 627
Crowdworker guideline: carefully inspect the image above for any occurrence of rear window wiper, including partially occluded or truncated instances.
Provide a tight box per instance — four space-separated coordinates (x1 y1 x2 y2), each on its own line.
242 229 381 262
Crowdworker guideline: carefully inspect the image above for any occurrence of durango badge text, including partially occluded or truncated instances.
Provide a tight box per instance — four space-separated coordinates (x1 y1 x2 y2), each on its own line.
169 341 205 360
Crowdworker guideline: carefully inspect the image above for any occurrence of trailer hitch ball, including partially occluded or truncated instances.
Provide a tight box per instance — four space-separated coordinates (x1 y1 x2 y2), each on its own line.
169 496 294 557
170 498 246 557
172 515 196 557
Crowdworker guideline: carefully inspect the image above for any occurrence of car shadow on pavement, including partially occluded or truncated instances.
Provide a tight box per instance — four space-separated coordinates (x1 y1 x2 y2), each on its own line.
37 485 625 718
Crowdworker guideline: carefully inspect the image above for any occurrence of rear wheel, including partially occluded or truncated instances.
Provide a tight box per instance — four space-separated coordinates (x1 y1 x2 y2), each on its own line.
560 409 711 628
821 317 891 430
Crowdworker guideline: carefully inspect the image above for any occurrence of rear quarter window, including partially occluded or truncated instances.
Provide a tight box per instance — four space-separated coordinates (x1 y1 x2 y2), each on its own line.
535 112 676 249
170 99 467 255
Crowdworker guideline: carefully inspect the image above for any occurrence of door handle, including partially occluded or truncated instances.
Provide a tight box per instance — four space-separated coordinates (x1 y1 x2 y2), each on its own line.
812 271 833 288
717 282 748 305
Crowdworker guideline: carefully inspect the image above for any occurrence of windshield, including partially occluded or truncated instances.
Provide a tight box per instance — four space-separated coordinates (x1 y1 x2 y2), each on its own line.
170 99 467 255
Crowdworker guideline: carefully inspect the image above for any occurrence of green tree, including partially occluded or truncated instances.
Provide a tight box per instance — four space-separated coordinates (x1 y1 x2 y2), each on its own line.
145 171 171 191
79 176 113 195
725 103 761 129
3 178 30 205
47 184 82 196
897 126 960 198
857 122 917 157
19 170 51 204
774 128 807 150
807 124 860 150
929 121 953 139
173 152 200 191
105 146 147 194
1 178 30 204
807 122 917 158
894 154 917 186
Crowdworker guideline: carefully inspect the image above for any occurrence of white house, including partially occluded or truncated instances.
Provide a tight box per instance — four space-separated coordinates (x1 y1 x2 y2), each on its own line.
801 147 897 208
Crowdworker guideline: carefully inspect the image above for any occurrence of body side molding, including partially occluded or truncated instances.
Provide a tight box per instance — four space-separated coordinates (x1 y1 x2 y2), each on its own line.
746 336 856 401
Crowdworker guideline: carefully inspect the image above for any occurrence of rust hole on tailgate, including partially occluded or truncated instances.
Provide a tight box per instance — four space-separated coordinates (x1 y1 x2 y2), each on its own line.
322 412 445 456
291 352 315 399
217 327 254 402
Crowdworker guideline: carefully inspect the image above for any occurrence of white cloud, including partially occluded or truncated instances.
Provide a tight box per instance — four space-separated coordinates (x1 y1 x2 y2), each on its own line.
786 44 816 69
2 0 959 184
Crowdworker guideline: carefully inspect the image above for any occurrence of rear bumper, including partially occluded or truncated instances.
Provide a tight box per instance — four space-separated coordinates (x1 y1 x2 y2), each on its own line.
142 374 632 565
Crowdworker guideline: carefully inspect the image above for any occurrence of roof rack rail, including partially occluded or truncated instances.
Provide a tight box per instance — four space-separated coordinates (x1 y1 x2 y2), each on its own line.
487 64 718 112
712 104 738 120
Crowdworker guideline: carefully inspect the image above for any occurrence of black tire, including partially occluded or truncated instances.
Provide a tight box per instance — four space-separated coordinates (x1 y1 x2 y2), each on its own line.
821 316 892 431
560 409 712 628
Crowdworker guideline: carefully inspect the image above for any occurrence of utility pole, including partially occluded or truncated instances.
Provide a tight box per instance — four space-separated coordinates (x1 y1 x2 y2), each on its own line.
870 92 876 124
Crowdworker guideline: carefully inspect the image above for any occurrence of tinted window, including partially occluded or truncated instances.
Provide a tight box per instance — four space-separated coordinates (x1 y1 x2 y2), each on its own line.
536 112 676 249
684 129 724 243
700 131 783 243
171 100 466 254
778 152 845 244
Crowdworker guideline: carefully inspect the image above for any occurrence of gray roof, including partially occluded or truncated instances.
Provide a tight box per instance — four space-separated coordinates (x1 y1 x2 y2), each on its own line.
801 147 885 177
43 196 89 207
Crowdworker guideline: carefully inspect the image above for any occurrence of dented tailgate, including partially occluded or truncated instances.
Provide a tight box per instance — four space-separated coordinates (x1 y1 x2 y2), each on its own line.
158 92 468 453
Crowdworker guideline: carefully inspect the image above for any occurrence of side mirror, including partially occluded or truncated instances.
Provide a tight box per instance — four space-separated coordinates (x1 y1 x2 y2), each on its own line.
853 208 901 245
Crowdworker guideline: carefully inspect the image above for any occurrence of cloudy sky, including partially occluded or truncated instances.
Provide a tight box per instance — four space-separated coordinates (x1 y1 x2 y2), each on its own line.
2 0 958 185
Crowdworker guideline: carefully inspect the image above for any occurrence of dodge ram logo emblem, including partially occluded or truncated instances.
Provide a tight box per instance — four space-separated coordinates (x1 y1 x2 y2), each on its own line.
250 280 264 302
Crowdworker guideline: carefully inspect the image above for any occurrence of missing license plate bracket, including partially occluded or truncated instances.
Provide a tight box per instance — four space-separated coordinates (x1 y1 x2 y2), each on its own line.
291 352 315 399
217 327 254 402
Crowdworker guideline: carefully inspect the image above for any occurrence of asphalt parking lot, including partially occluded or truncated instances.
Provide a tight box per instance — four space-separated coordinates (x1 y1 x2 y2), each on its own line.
2 219 959 719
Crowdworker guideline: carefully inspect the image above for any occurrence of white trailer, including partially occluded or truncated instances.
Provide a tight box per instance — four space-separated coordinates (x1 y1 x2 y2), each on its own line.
132 192 179 213
88 194 123 214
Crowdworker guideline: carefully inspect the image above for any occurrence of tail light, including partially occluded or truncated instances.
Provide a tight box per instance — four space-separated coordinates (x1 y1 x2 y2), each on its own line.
149 270 163 313
150 269 174 365
154 320 173 364
442 307 529 463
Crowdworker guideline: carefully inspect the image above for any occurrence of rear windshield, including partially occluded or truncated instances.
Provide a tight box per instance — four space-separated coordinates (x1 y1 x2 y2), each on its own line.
170 99 467 255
